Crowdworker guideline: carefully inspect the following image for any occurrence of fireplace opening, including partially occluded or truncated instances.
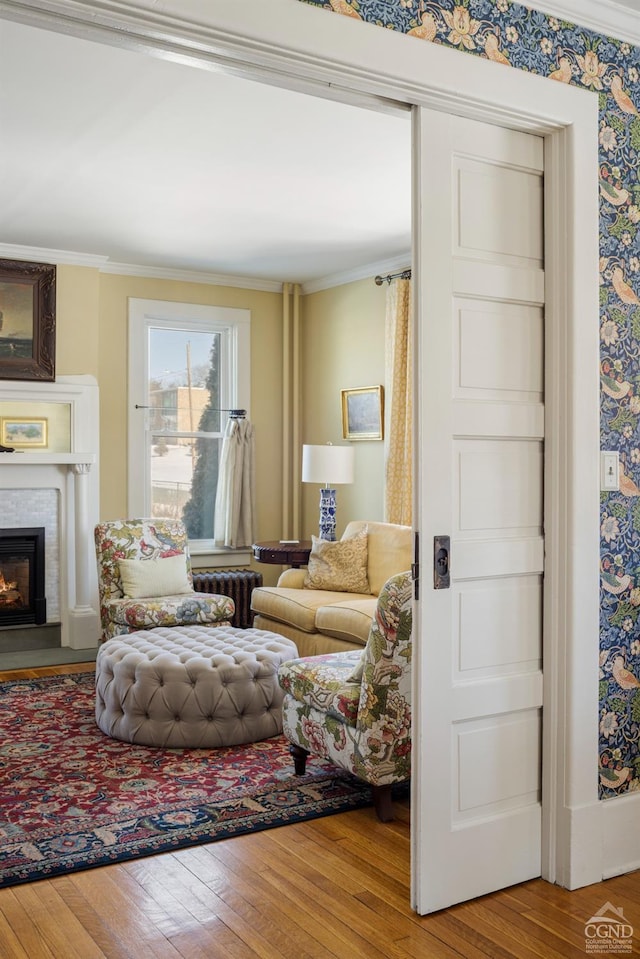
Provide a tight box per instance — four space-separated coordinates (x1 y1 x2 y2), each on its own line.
0 528 46 628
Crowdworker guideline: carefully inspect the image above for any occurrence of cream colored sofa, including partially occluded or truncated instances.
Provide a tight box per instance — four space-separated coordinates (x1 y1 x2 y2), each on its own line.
251 520 412 658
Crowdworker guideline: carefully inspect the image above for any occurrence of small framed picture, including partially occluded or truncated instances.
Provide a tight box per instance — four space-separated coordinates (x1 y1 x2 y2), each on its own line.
1 417 48 448
341 385 384 441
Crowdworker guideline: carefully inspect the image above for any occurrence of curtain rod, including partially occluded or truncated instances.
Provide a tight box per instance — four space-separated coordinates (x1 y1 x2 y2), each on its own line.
374 269 412 285
135 405 246 418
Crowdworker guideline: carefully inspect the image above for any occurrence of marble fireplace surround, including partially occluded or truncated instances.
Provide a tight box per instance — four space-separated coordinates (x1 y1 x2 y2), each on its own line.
0 376 100 649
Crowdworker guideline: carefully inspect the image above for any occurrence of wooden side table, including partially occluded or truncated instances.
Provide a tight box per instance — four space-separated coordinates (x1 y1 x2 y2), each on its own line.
252 540 312 568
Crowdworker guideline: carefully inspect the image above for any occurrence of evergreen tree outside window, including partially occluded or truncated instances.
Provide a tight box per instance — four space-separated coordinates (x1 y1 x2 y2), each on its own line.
181 336 221 538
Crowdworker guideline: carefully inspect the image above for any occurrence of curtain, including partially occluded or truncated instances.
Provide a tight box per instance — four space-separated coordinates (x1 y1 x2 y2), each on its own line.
384 277 413 526
213 417 256 548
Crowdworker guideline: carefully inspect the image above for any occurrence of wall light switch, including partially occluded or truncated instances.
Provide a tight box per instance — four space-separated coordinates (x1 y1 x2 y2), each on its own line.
601 451 620 491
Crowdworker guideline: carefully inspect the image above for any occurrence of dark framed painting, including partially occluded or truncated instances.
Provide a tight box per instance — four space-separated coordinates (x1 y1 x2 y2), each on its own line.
341 385 384 441
0 259 56 381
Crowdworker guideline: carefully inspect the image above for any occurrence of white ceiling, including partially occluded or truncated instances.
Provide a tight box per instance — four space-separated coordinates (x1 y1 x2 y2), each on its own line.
0 19 412 288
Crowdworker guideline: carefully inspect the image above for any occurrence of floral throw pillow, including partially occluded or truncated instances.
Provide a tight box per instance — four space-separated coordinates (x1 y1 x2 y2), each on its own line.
303 528 370 594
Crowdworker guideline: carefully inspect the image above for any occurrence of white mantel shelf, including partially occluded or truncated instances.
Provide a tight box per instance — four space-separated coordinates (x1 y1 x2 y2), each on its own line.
0 453 96 466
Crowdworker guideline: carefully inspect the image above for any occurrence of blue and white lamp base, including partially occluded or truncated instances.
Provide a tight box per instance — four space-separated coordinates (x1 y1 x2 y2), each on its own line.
318 488 337 541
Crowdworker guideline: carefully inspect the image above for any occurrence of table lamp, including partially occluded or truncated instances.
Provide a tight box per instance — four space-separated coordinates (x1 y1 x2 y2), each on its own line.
302 442 355 541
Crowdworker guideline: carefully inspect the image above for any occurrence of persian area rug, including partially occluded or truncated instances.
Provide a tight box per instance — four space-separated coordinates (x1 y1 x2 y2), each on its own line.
0 671 374 888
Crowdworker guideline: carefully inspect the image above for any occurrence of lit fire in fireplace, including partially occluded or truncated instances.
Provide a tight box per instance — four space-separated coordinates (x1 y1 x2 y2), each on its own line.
0 570 23 609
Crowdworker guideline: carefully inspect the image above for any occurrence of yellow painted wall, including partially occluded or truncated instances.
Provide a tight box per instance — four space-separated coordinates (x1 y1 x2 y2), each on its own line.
301 277 387 540
56 265 101 377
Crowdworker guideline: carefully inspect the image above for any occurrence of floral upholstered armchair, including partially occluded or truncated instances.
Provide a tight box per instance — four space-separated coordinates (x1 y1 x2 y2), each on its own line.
94 518 235 642
277 570 412 821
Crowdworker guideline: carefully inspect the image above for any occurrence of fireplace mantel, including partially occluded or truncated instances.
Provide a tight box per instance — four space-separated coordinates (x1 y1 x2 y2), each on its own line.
0 453 95 467
0 376 100 649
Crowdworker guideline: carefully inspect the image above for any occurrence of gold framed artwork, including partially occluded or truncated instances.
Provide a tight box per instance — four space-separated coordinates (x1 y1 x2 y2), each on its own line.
0 258 56 382
1 417 48 449
341 385 384 441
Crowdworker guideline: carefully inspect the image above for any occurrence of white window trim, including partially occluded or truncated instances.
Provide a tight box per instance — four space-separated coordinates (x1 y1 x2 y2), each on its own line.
127 297 251 566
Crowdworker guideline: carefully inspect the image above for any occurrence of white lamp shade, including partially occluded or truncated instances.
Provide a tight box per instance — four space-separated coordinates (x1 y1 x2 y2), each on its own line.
302 444 354 486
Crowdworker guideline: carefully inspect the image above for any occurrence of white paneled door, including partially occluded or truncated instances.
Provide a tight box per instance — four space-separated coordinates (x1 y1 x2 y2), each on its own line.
412 108 545 914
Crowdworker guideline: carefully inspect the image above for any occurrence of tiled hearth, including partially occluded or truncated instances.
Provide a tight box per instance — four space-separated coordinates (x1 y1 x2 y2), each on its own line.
0 376 100 649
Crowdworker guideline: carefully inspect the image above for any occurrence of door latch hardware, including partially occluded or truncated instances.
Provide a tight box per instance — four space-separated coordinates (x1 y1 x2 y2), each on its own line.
412 531 420 600
434 535 450 589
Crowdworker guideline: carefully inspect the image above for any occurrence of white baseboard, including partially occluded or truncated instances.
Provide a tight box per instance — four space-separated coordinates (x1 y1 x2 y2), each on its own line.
559 800 603 890
601 791 640 880
66 608 101 650
559 792 640 888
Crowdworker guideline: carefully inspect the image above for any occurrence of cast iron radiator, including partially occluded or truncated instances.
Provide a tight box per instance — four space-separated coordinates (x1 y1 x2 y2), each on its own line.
192 569 263 629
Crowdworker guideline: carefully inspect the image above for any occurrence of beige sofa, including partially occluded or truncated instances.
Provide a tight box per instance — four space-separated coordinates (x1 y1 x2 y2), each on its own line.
251 520 412 658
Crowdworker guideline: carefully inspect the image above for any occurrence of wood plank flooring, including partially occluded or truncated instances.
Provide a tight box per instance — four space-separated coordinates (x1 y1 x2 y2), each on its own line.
0 664 638 958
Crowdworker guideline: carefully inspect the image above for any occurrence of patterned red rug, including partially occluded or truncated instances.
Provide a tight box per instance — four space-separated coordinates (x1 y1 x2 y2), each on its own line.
0 671 374 888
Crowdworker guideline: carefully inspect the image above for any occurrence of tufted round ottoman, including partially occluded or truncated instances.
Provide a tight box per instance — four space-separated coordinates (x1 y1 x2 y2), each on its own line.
95 625 299 748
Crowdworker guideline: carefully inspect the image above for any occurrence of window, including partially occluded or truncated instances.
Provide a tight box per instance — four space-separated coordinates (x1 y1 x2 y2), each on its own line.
128 299 250 556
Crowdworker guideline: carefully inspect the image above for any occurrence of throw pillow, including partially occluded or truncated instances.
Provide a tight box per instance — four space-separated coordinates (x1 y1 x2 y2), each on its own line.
118 554 192 598
303 529 370 594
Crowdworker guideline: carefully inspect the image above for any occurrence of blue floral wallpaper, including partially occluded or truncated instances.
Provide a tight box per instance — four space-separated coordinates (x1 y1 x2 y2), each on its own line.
300 0 640 800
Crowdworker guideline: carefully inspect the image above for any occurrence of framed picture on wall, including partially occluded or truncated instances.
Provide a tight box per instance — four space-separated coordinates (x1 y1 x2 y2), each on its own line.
341 385 384 441
0 259 56 381
1 417 48 449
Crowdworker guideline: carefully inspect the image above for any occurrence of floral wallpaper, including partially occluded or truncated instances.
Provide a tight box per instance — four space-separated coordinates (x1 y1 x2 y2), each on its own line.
300 0 640 800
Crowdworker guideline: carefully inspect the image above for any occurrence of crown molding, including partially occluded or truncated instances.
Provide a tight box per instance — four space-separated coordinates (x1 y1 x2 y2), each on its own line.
100 261 283 293
301 252 411 295
0 243 109 268
0 242 412 295
0 243 282 291
527 0 640 48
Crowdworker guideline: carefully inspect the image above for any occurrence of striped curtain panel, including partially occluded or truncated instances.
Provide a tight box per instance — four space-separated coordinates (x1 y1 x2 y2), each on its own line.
384 278 413 526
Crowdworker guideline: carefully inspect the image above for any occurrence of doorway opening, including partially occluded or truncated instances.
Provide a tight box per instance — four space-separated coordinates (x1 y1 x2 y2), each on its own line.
0 0 601 908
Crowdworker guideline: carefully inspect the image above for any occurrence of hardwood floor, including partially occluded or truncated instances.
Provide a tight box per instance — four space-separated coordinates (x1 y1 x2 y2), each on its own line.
1 664 638 958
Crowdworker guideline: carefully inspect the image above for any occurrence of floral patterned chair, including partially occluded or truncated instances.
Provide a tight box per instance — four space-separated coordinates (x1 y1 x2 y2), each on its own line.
277 570 412 821
94 518 235 642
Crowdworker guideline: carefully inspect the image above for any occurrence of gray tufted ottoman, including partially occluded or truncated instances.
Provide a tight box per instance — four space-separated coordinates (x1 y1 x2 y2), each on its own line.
95 625 299 748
